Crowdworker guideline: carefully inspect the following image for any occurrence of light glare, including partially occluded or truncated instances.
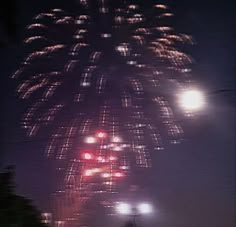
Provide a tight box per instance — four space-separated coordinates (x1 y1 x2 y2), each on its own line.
96 131 107 138
179 89 205 112
111 136 122 143
101 173 111 178
116 203 132 215
137 203 152 214
82 152 93 160
85 136 96 144
114 172 124 178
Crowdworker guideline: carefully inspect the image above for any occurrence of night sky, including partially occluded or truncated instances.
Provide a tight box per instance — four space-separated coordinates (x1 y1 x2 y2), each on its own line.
1 0 235 227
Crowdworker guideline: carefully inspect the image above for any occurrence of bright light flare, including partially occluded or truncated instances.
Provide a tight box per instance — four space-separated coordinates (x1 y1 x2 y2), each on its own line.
96 131 107 138
116 203 132 215
120 165 129 170
84 136 96 144
111 136 122 143
82 152 93 160
137 203 153 214
41 213 52 224
178 89 205 112
113 172 124 178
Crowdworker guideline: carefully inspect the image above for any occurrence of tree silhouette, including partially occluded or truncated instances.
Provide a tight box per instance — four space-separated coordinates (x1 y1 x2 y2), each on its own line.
0 166 47 227
0 0 18 47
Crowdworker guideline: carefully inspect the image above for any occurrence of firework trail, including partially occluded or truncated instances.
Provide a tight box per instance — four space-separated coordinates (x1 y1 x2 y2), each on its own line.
13 0 193 226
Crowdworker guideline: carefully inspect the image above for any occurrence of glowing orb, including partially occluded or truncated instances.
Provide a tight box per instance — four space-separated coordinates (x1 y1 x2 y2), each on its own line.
179 89 205 112
96 131 107 139
82 153 93 160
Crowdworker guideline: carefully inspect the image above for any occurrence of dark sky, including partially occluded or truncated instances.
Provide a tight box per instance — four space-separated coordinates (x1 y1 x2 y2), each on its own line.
0 0 235 227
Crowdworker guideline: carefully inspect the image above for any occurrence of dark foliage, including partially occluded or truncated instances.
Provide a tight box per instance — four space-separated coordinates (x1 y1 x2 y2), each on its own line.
0 166 47 227
0 0 19 47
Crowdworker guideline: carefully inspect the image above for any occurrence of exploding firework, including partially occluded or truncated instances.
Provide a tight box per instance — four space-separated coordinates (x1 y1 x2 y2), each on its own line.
13 1 194 226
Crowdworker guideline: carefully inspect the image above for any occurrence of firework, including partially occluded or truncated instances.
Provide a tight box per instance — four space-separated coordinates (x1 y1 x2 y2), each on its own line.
13 1 193 226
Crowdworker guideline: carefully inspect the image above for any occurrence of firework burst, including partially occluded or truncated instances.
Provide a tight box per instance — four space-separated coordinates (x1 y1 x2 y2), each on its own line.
13 1 193 226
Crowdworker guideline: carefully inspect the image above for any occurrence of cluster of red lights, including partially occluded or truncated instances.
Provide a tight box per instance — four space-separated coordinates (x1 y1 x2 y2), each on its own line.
81 131 125 181
82 152 124 179
82 152 117 162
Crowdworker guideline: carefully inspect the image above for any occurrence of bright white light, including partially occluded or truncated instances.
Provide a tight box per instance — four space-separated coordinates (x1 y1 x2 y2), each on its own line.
116 203 132 215
179 89 205 112
84 136 96 144
101 33 112 38
120 165 129 170
111 136 122 143
96 131 107 138
101 173 111 178
41 213 52 224
113 172 124 178
137 203 153 214
80 81 91 87
82 153 93 160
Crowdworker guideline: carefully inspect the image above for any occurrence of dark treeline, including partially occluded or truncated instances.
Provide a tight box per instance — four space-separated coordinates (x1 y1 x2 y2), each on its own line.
0 166 47 227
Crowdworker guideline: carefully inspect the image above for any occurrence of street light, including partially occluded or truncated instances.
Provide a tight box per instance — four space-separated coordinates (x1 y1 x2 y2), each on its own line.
137 203 152 214
178 89 205 112
116 202 132 215
116 202 153 226
178 88 236 112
